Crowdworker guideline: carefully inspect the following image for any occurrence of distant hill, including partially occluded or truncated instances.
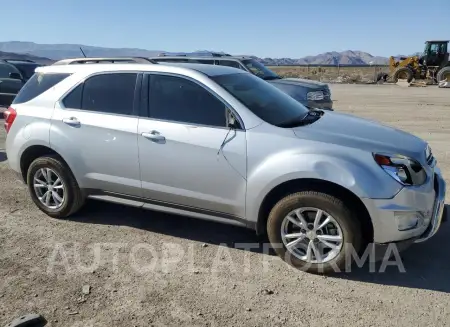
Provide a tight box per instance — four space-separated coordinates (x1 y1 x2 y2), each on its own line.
0 41 389 66
0 41 163 61
260 51 388 66
0 50 53 64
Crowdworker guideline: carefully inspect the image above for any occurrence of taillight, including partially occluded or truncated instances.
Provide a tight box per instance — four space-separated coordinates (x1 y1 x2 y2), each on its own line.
4 107 17 133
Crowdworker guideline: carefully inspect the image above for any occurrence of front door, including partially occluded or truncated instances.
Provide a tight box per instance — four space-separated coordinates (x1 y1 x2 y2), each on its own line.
51 72 142 197
137 73 247 218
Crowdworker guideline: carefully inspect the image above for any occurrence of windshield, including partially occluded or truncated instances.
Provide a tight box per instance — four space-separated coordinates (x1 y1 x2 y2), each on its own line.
212 72 309 127
242 59 280 80
12 63 41 80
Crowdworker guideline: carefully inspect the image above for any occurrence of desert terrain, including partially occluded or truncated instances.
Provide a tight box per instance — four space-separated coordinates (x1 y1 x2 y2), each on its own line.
0 84 449 327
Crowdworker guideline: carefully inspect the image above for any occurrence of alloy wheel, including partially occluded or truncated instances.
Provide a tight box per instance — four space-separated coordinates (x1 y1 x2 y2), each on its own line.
33 168 65 209
281 207 343 263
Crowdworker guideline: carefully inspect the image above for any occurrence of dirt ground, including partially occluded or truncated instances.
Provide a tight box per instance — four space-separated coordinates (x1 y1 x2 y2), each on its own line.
1 84 450 327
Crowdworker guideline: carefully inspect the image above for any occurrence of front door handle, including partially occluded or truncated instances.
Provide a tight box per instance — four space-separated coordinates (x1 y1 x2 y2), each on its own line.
62 117 80 127
141 130 166 142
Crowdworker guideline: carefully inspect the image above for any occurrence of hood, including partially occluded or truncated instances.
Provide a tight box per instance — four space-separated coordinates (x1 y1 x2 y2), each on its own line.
293 111 427 161
269 78 328 89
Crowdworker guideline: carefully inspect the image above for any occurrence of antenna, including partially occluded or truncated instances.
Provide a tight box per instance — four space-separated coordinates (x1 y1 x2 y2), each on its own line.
79 47 87 58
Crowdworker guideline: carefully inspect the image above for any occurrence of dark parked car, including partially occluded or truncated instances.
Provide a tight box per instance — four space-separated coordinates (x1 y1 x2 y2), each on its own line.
150 55 333 110
0 59 42 106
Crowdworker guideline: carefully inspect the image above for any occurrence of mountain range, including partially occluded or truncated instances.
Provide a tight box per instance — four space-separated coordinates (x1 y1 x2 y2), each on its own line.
0 41 390 66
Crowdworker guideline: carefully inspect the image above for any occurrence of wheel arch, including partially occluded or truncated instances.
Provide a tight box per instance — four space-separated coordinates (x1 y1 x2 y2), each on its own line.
19 145 71 183
256 178 374 242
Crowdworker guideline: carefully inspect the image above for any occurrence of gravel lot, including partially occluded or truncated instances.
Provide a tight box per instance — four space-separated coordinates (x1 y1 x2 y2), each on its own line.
1 84 450 327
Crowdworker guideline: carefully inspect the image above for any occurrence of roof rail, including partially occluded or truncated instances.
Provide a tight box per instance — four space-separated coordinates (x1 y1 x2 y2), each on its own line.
51 57 158 65
157 52 232 58
0 58 36 63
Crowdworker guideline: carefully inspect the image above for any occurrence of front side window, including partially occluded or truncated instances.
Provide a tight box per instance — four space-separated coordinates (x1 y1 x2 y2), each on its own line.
62 73 137 115
148 74 227 127
212 72 309 127
241 59 280 80
429 44 439 54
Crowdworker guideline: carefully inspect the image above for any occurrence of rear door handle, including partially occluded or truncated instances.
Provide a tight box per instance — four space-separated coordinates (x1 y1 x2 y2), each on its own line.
62 117 80 127
141 130 166 142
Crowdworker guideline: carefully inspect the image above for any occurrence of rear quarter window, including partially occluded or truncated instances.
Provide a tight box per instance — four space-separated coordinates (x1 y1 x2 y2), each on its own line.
12 72 71 104
0 63 20 78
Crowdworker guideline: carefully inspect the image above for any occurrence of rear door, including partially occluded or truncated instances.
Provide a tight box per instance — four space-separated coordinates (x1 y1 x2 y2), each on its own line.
50 72 143 197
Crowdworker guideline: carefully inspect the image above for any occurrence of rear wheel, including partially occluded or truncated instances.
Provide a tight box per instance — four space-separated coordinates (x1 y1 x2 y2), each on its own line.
27 155 85 218
437 67 450 82
392 67 414 83
267 191 362 274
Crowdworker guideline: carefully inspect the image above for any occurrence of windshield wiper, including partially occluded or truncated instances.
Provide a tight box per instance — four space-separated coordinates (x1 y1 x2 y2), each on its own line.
278 110 324 128
263 75 282 81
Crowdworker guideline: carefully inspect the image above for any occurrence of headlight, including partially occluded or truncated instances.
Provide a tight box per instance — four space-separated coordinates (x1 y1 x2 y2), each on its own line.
307 91 324 101
373 153 427 186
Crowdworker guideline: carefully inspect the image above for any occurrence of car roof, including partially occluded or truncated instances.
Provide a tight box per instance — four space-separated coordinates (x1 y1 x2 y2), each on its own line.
35 62 244 77
0 59 39 65
6 61 41 65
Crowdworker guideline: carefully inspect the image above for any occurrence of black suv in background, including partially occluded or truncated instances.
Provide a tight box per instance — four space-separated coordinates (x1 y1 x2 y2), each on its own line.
151 55 333 110
0 59 42 106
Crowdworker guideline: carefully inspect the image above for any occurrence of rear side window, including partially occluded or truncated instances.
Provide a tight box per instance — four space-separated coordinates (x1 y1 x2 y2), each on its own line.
217 60 241 69
0 63 20 78
11 63 41 80
13 72 71 104
187 59 215 64
62 73 137 116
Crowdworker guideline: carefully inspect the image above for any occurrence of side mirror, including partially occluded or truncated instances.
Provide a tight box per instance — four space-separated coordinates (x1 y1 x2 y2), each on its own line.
9 72 22 80
227 111 238 129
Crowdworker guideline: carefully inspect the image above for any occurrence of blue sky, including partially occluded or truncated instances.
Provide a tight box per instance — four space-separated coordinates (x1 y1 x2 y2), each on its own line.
1 0 449 58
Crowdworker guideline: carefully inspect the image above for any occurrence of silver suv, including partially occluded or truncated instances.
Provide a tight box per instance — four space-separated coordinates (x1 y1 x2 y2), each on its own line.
4 63 446 274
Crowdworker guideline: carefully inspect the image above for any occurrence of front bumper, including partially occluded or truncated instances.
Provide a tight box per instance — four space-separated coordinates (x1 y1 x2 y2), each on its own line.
414 171 446 243
362 167 446 244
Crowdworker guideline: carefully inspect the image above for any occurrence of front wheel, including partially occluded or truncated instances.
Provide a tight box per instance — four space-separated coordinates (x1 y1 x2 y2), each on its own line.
436 67 450 83
267 191 362 274
392 67 414 83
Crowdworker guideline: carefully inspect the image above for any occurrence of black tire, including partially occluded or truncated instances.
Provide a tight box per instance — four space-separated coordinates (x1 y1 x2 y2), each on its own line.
267 191 362 274
392 67 414 83
26 155 85 218
436 67 450 83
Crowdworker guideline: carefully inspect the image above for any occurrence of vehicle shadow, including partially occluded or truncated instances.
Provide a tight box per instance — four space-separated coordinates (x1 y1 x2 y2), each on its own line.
333 204 450 293
71 200 450 292
0 150 7 163
73 199 270 254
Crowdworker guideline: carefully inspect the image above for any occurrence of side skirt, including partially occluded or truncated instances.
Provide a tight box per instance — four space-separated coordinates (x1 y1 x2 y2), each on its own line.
87 190 256 230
